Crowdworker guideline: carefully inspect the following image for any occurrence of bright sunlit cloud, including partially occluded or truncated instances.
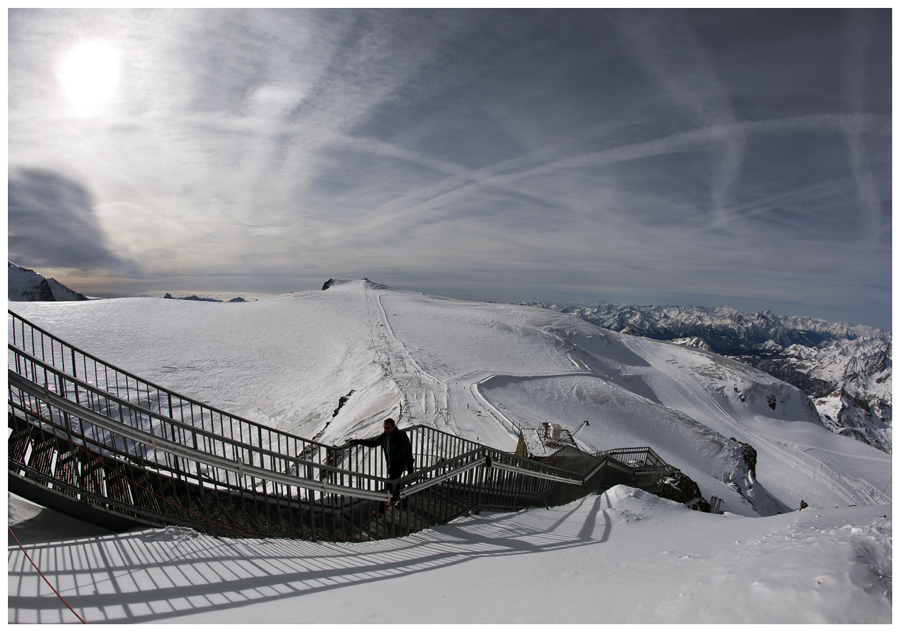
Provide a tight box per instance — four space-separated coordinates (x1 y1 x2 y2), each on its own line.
59 42 120 111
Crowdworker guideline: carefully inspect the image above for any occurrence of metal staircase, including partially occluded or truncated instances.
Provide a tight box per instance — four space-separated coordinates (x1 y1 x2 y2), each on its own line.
8 310 676 542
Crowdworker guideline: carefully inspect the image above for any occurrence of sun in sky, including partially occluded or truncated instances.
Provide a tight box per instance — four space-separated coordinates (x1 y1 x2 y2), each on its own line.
58 41 120 112
9 10 890 331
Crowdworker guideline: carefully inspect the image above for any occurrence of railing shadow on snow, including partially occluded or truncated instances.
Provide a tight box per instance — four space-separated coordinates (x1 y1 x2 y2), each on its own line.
8 492 614 624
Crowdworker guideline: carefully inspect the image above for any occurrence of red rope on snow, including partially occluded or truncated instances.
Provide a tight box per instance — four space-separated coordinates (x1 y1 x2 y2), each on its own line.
8 525 86 624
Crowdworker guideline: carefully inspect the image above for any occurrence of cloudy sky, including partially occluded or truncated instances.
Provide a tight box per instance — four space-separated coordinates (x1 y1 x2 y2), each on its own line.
8 9 892 329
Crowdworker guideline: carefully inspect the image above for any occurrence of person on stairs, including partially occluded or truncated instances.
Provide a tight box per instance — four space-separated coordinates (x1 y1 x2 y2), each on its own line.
349 417 415 516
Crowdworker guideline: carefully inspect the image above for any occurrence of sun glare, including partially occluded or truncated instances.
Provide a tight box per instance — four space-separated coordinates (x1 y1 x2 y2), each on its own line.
59 42 120 111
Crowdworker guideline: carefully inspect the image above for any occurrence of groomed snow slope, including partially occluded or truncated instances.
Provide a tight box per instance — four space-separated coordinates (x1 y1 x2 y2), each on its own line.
8 487 891 623
9 280 890 517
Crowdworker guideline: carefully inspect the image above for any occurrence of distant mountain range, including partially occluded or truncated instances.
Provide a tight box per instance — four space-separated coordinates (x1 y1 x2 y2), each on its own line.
522 302 892 454
7 261 88 302
7 262 254 305
163 293 248 303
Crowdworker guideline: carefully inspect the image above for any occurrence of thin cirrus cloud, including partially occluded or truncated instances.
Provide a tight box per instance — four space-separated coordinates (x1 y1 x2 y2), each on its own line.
7 8 892 329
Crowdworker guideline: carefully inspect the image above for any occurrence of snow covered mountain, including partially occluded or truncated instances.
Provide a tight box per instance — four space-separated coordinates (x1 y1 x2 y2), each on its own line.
7 280 892 624
527 302 892 454
9 280 890 518
7 261 88 302
540 303 884 351
755 337 892 454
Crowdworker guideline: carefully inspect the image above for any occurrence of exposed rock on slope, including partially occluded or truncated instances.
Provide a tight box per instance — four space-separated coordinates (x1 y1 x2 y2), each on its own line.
743 339 891 454
653 469 712 512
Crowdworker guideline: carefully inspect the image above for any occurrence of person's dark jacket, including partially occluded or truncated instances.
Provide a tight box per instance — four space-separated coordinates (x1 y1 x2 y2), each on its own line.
354 428 415 474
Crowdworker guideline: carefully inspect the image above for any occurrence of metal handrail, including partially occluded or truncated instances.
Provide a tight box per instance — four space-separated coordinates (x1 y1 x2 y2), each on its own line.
488 460 582 484
7 349 376 480
10 362 592 500
398 452 488 498
9 343 591 489
8 310 333 461
8 309 679 541
10 354 597 486
10 310 592 486
9 371 393 502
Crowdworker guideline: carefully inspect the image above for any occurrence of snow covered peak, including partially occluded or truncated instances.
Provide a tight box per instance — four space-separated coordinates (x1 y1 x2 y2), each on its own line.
542 302 886 349
322 278 391 292
7 261 88 302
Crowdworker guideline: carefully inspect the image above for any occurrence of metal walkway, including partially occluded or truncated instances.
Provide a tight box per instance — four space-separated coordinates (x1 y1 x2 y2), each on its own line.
8 310 675 542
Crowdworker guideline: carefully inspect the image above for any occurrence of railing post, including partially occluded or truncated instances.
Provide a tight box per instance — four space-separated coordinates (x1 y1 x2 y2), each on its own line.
195 468 220 538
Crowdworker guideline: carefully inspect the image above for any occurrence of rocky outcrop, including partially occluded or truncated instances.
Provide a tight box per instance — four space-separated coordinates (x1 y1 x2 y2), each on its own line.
670 337 712 351
653 469 712 512
8 261 88 302
15 277 55 301
332 391 355 418
730 437 757 478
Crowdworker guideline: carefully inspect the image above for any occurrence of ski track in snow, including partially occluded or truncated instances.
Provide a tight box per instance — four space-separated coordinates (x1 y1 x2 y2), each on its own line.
371 288 462 437
375 287 544 448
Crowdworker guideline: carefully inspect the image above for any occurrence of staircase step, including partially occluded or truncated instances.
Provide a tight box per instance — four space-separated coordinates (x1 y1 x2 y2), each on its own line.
51 446 79 497
8 420 33 465
25 434 58 483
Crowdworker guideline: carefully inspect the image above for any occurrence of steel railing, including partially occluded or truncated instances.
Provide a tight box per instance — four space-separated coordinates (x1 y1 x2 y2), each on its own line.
8 311 353 479
9 310 678 541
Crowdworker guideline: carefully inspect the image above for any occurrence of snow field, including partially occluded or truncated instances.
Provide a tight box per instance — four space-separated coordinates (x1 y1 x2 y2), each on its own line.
8 280 892 623
7 487 891 624
8 280 891 515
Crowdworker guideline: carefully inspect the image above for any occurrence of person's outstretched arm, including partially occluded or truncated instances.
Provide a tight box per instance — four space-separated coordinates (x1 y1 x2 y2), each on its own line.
350 434 384 448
